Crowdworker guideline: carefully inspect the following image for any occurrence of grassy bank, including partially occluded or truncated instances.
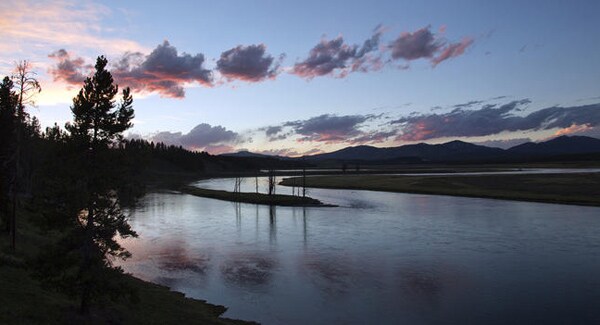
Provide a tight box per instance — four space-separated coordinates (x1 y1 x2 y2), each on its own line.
0 210 256 324
280 172 600 206
181 186 332 207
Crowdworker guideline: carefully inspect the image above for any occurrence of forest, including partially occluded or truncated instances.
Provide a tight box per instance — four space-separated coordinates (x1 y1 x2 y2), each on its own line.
0 57 263 323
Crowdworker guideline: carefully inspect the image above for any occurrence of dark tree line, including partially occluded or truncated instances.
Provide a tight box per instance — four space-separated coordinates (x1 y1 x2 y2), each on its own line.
0 55 311 316
1 58 141 314
0 62 43 251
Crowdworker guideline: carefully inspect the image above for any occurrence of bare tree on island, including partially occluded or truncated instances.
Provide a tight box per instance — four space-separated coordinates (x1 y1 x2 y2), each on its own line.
268 169 276 195
13 61 41 121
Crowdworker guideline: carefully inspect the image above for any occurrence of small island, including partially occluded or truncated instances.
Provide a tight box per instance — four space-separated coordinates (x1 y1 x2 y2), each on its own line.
180 185 335 207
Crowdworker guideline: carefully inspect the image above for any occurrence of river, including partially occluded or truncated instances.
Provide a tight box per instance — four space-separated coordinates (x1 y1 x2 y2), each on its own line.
118 176 600 324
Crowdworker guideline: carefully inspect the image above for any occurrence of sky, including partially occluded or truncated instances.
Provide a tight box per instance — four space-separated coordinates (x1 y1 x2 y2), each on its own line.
2 0 600 156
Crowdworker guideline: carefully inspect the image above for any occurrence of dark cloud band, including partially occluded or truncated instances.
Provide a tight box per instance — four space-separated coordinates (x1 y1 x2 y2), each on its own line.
393 100 600 141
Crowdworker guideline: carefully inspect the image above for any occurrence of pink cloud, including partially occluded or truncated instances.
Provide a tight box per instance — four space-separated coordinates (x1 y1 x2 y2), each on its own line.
388 26 474 67
292 27 383 79
48 41 212 98
203 144 236 155
432 38 474 66
554 123 593 136
48 49 91 85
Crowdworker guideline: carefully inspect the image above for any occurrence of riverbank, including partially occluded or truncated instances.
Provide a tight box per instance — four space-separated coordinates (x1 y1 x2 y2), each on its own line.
180 185 333 207
0 210 256 324
280 172 600 206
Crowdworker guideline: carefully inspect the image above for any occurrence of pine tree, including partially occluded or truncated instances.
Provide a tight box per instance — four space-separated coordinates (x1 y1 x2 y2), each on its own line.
38 56 137 314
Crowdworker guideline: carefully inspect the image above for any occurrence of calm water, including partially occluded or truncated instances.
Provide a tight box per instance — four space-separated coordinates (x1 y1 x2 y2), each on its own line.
118 177 600 324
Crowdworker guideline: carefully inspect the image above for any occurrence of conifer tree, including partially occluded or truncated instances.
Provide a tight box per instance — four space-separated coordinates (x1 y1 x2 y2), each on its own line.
68 56 136 313
37 56 137 314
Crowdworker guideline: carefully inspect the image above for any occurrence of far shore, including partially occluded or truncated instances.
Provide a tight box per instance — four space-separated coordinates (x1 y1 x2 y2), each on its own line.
279 172 600 207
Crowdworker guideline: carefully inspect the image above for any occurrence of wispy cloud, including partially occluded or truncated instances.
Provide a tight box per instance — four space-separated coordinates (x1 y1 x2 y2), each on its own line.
262 113 386 144
285 114 374 143
0 0 145 56
291 24 472 80
431 38 474 66
553 123 593 137
473 138 532 149
388 25 473 67
291 26 384 79
348 130 397 144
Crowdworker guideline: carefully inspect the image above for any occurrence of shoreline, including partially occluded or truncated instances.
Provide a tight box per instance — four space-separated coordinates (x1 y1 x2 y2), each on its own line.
180 185 334 207
280 172 600 207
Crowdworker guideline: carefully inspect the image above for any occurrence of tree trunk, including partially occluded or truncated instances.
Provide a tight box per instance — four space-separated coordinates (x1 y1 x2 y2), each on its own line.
79 205 95 314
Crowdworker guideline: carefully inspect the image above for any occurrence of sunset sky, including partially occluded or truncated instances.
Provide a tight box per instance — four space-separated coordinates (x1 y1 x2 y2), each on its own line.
2 0 599 155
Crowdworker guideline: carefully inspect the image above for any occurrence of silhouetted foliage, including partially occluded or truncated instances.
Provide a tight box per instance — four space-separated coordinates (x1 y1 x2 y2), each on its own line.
0 77 18 232
0 61 42 249
34 56 137 314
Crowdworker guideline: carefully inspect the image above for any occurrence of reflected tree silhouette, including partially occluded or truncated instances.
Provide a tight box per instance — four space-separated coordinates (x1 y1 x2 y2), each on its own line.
269 205 276 244
303 207 307 248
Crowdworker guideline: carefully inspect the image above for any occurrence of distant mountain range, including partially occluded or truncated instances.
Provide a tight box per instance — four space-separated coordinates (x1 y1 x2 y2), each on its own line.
221 136 600 164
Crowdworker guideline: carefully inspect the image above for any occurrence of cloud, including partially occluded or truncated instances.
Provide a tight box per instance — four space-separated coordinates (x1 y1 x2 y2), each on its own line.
432 38 474 66
48 49 90 85
348 130 397 144
256 148 300 157
301 148 324 156
553 123 593 137
392 100 600 141
452 100 485 109
113 41 212 98
388 26 473 66
261 113 389 144
180 123 239 149
0 1 145 57
260 125 293 142
50 41 212 98
285 114 375 143
292 27 384 79
217 44 283 82
264 126 283 137
474 138 532 149
203 144 236 155
389 26 441 61
149 123 242 153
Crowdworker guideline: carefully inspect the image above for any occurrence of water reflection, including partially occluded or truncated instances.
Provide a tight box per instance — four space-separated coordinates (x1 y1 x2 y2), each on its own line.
221 252 277 289
118 182 600 325
269 205 276 244
303 208 307 248
303 255 353 296
153 240 210 274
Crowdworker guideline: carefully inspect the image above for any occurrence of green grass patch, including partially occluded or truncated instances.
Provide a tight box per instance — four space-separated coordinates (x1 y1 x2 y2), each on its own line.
280 173 600 206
